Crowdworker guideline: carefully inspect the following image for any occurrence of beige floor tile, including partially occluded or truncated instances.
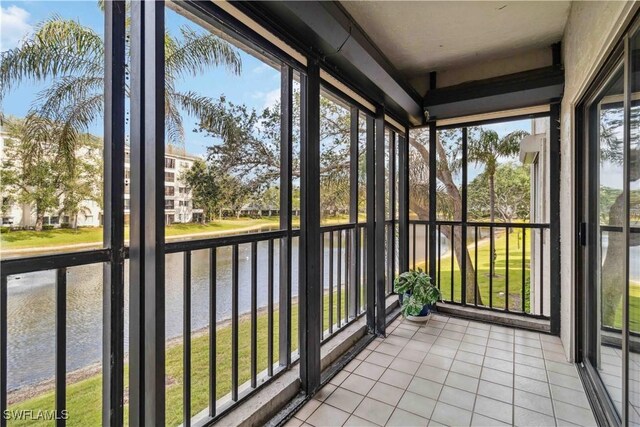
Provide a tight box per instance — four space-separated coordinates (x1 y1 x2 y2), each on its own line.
367 382 405 406
353 397 395 426
341 373 377 396
386 408 429 427
306 403 350 427
325 387 365 413
431 401 473 427
438 385 476 411
379 368 414 389
474 395 512 424
397 391 437 419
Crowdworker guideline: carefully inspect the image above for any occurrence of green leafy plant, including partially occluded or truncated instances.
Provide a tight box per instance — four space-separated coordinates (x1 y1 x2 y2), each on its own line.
394 269 441 317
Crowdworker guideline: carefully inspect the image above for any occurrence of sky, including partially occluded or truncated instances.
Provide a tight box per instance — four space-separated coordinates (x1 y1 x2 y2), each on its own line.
0 1 282 156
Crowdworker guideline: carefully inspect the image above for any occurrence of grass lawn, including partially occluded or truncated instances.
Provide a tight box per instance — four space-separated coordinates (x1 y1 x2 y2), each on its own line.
0 215 363 251
8 291 354 426
0 218 282 250
612 280 640 333
416 228 532 312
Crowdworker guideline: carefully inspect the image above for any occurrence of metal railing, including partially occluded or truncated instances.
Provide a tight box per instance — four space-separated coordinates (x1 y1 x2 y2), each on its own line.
319 223 368 342
409 220 551 318
0 221 371 425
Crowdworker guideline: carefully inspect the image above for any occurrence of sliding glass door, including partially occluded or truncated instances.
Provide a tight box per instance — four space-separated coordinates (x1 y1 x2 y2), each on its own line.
580 21 640 426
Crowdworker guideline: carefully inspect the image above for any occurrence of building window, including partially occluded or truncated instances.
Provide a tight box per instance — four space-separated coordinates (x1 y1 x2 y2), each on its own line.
165 157 175 169
165 172 175 182
165 185 175 196
179 186 188 194
181 161 190 168
165 200 175 209
179 200 189 207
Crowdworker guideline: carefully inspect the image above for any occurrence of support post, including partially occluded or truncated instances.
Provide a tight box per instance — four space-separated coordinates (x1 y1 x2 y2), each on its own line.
428 122 437 284
375 107 387 335
398 127 409 274
279 64 293 367
349 107 359 318
129 1 165 424
365 115 376 333
102 2 126 425
299 59 322 393
388 131 396 293
549 103 561 335
461 127 468 305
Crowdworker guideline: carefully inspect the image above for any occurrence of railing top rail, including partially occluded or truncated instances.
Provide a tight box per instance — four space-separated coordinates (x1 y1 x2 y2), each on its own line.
319 222 357 233
409 219 550 229
1 249 111 277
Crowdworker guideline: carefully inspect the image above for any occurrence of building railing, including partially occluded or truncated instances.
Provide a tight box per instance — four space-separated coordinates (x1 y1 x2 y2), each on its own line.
409 220 551 318
0 220 370 425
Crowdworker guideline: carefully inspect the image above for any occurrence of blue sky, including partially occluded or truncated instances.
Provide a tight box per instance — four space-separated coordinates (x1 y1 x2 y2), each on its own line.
0 1 281 156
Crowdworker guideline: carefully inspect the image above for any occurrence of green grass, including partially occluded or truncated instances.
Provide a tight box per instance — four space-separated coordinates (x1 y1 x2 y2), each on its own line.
612 281 640 333
0 216 363 251
416 228 532 312
0 218 281 250
8 290 354 426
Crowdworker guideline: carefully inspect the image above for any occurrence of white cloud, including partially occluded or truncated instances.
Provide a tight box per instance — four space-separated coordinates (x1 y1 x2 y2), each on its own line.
251 88 281 111
1 5 32 51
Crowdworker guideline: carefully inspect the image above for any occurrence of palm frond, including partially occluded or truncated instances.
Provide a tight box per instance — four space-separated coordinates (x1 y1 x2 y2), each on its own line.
0 17 103 97
36 75 103 120
173 91 239 141
165 26 241 81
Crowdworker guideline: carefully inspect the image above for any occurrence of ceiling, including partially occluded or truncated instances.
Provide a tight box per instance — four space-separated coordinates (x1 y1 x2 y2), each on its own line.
340 1 571 81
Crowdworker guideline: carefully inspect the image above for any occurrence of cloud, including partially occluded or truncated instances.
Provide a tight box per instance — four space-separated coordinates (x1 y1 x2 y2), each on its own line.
1 5 32 51
251 88 281 111
251 63 271 74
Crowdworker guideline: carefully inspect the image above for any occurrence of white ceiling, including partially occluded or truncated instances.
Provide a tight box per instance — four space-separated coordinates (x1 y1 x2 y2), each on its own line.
341 1 571 80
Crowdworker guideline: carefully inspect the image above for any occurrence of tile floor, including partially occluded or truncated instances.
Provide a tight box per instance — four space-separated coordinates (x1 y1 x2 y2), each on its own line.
287 314 597 427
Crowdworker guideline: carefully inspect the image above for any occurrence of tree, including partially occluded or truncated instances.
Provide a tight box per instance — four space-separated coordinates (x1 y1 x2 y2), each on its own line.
468 163 530 222
467 128 529 222
0 12 242 169
1 117 63 231
58 134 103 228
219 174 252 219
183 159 220 223
409 128 481 304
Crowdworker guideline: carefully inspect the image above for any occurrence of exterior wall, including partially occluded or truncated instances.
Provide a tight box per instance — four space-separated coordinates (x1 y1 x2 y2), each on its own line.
559 1 637 361
124 147 203 224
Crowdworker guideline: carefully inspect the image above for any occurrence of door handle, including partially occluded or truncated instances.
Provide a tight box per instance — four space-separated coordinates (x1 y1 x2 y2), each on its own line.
579 222 587 246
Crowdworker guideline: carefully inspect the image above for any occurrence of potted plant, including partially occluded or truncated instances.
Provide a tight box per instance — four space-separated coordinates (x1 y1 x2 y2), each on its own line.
394 269 441 322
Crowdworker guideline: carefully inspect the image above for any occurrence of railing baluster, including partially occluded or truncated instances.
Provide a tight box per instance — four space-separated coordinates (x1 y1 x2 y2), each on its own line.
539 229 544 316
268 239 274 376
412 223 416 269
489 226 494 309
474 226 478 307
336 230 342 329
251 242 258 388
425 224 429 272
337 230 342 327
183 251 191 427
344 230 350 321
522 228 526 313
320 233 325 338
450 225 454 302
354 228 360 315
505 227 510 311
437 224 442 292
209 248 217 417
56 267 67 427
0 275 6 427
329 231 334 334
231 245 239 401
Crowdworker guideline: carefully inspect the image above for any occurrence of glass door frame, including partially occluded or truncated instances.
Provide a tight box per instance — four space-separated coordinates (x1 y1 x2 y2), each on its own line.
576 16 640 426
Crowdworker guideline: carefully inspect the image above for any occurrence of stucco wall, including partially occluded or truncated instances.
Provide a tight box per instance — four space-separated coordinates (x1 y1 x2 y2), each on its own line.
559 1 636 361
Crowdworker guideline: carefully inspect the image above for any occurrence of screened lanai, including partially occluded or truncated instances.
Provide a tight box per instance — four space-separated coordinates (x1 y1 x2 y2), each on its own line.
0 1 639 427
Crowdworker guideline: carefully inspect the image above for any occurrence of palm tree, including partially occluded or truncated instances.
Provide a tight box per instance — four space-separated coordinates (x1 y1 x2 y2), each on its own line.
467 128 528 223
0 13 242 167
